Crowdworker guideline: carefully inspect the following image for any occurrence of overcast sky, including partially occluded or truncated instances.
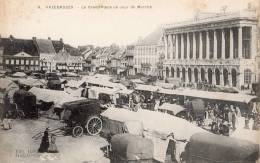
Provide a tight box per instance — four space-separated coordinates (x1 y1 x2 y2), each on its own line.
0 0 256 47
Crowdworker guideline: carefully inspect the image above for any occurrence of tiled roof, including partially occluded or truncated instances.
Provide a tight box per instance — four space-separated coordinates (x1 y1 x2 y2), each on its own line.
0 38 39 56
35 39 56 54
52 40 64 53
53 49 83 63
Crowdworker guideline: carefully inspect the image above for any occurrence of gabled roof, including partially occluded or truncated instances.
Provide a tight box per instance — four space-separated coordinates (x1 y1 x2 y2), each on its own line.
53 48 83 63
35 39 56 54
14 51 32 57
52 40 64 53
0 38 39 56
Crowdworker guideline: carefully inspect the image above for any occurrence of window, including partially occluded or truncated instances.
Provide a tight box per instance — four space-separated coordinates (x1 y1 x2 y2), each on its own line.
5 59 9 65
35 60 39 65
11 59 14 65
244 69 252 84
20 60 24 65
16 59 19 65
30 60 34 65
26 60 29 65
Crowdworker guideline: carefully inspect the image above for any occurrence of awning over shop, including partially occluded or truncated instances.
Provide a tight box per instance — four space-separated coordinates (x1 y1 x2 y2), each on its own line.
158 88 257 104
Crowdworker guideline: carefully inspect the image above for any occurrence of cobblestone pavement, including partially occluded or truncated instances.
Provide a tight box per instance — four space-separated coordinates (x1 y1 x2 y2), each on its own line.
0 118 109 163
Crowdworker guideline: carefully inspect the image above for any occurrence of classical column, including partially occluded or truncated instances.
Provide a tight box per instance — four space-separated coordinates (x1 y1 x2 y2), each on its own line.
164 34 168 59
198 69 201 82
221 29 225 59
185 69 189 83
204 70 208 83
251 26 257 59
230 28 234 59
191 68 195 83
181 33 184 59
238 27 243 59
239 67 244 88
212 70 216 85
187 33 190 60
169 34 173 60
175 34 179 60
228 70 232 86
206 31 210 60
213 30 217 59
199 32 203 59
192 32 196 59
220 72 224 86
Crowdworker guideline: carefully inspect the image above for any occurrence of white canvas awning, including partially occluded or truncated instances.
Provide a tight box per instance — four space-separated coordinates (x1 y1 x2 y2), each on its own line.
18 78 46 87
101 107 208 140
158 103 186 115
135 84 160 92
102 107 208 162
29 87 85 107
158 88 257 104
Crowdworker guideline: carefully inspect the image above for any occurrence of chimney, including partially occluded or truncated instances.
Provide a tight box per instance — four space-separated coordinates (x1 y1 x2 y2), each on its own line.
48 37 51 40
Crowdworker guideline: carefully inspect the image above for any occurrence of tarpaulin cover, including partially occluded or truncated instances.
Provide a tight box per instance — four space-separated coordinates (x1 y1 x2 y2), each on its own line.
83 75 127 90
188 133 259 162
66 80 85 88
18 78 46 87
135 84 160 92
158 88 257 104
88 86 117 99
29 87 85 108
12 72 27 78
101 107 208 162
111 134 154 160
158 103 186 115
101 108 208 140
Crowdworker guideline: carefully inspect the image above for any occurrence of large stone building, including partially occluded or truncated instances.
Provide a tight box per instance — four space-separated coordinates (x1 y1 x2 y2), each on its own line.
163 9 258 89
125 45 135 76
0 35 40 72
133 27 164 76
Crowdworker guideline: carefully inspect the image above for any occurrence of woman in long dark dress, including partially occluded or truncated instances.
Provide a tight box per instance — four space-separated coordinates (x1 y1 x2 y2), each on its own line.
38 128 49 153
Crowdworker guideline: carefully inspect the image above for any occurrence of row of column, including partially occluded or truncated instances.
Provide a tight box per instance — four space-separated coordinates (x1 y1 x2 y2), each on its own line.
164 67 239 87
164 27 245 60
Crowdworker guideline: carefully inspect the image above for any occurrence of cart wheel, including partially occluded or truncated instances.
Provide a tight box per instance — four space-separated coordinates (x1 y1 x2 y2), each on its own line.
85 115 102 136
72 125 84 137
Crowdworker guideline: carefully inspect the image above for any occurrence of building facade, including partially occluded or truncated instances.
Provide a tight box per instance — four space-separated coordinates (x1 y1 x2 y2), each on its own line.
163 10 258 89
133 27 164 76
125 45 135 76
53 48 84 72
0 36 40 72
